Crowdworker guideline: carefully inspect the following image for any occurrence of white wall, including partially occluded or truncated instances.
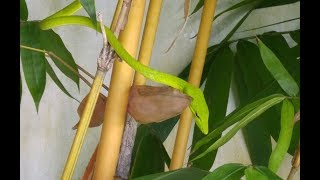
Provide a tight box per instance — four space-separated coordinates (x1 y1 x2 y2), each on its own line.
20 0 300 179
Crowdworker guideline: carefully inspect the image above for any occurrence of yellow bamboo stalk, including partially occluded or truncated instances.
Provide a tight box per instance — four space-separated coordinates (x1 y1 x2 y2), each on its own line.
110 0 124 32
93 0 146 179
134 0 163 85
62 71 105 180
169 0 218 170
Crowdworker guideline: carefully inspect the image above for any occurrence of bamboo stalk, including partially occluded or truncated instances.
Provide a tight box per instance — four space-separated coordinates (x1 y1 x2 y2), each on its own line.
62 70 105 180
115 1 163 178
134 0 163 85
93 0 146 179
169 0 218 170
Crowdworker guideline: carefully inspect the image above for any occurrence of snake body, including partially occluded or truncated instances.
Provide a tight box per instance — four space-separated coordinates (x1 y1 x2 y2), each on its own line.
40 16 209 134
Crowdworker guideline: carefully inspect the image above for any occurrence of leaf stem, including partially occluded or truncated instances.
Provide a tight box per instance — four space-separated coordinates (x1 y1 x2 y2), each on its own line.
20 44 109 91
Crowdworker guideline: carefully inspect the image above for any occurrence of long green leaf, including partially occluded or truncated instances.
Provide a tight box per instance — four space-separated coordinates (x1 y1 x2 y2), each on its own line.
80 0 97 25
20 22 46 111
45 60 77 101
202 163 246 180
132 167 209 180
191 95 286 161
257 33 300 154
192 94 283 154
257 37 299 97
268 99 294 172
245 166 282 180
189 46 234 170
148 117 179 142
213 0 257 21
130 126 165 178
20 0 28 21
257 0 299 9
40 29 79 88
190 0 204 15
235 39 274 166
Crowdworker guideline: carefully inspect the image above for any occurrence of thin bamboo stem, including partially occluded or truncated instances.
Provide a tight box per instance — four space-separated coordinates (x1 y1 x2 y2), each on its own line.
61 10 118 180
62 70 105 180
169 0 218 170
93 0 146 179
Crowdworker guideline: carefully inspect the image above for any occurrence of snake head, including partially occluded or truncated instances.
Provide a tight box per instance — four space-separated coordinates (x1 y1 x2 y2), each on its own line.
187 88 209 135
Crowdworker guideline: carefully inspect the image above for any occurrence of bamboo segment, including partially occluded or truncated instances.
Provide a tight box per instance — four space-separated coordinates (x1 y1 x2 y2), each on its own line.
93 0 146 179
169 0 218 170
110 0 124 32
134 0 163 85
62 70 105 180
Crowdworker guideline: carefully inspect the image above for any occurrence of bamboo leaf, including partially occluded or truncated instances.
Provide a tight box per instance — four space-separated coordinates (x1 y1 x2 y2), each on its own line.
192 94 283 153
80 0 97 25
235 40 274 166
45 59 76 101
257 33 300 155
258 33 300 86
257 37 299 97
130 126 165 178
268 99 294 172
20 0 28 21
190 0 204 15
40 29 80 88
202 163 246 180
191 95 285 162
148 117 179 142
20 22 46 111
213 0 257 21
257 0 299 9
189 46 234 170
245 166 282 180
132 167 209 180
288 121 300 154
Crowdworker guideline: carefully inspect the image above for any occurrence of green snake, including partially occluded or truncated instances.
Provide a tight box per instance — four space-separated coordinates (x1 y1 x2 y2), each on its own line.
40 16 209 134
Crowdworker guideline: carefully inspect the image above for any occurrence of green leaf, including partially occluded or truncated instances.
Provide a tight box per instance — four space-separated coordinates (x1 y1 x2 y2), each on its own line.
192 94 283 154
191 95 285 162
148 116 179 142
190 0 204 15
80 0 97 25
130 126 165 178
257 0 299 9
258 33 300 86
245 166 282 180
40 29 79 88
257 37 299 97
234 40 274 166
213 0 257 21
45 60 77 101
268 99 294 172
288 121 299 155
132 167 209 180
290 30 300 44
257 33 300 150
20 22 46 111
20 0 28 21
190 46 234 170
202 163 246 180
